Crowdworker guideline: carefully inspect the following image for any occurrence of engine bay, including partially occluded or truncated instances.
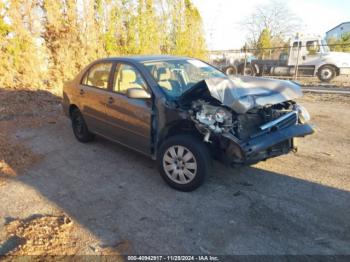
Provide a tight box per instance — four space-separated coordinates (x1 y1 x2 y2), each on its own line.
190 99 296 140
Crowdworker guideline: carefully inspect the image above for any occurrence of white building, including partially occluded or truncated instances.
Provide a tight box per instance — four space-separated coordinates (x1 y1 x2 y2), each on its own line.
326 22 350 41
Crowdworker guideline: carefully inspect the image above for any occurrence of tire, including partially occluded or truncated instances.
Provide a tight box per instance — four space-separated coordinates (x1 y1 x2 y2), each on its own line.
238 64 255 76
317 65 336 82
224 66 237 76
157 135 211 192
71 108 94 143
243 64 255 76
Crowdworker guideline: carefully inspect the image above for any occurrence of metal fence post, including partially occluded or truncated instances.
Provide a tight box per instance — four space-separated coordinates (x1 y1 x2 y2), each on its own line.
294 42 300 80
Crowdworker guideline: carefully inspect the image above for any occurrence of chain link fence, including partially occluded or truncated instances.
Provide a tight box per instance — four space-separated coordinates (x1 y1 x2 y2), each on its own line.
209 42 350 87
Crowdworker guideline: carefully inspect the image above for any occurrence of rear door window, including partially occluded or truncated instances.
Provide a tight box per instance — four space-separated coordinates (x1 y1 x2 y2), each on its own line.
84 63 113 89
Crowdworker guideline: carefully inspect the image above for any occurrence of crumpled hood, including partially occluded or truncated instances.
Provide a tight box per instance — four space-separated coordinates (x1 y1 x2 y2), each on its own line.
180 76 303 114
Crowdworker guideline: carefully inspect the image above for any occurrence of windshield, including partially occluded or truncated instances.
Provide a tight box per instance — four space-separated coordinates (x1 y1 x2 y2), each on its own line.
321 40 330 53
142 59 227 97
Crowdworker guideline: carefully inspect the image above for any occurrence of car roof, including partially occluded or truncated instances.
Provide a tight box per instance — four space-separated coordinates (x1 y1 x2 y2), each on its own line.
101 55 194 63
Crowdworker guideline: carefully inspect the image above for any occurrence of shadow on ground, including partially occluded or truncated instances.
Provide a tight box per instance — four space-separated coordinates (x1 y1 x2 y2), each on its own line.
1 88 350 255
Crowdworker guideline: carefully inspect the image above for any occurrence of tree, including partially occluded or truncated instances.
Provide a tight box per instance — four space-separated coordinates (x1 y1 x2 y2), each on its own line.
0 2 12 87
103 0 124 56
135 0 161 54
42 0 84 92
0 0 44 89
170 0 207 59
0 9 10 37
256 28 272 59
328 33 350 53
0 0 207 91
242 0 301 49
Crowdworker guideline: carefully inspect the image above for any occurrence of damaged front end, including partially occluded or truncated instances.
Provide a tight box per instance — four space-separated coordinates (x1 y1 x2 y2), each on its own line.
181 77 314 166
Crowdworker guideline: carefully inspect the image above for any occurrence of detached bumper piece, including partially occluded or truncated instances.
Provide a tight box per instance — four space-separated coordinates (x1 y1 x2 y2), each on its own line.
243 124 314 158
223 123 314 165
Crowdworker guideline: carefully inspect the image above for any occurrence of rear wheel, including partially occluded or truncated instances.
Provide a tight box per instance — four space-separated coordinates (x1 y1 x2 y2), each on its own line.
243 64 255 76
238 64 255 76
317 65 336 82
157 135 211 191
71 108 94 143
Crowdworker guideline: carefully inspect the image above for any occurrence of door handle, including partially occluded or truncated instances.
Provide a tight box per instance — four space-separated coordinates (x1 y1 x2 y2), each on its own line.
108 97 114 104
79 89 84 95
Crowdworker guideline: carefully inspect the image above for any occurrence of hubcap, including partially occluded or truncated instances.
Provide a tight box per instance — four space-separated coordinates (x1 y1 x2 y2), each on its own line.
163 145 197 184
321 68 332 79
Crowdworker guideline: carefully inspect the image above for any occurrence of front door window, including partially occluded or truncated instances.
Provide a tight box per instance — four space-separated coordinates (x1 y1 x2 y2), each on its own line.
113 64 147 94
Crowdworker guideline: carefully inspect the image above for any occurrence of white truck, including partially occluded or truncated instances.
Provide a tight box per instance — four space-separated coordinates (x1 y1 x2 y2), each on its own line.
237 36 350 82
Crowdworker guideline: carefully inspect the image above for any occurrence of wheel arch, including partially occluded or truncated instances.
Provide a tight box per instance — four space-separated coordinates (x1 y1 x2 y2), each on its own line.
237 62 257 75
316 63 340 76
157 119 202 149
252 63 260 75
69 104 80 118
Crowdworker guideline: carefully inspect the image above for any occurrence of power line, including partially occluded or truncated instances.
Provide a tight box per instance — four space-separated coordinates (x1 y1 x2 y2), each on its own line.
209 43 350 54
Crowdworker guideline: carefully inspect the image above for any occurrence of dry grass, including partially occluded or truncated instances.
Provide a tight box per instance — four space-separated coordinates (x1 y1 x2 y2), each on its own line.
0 213 127 258
0 88 127 258
0 134 41 186
0 88 61 186
0 88 61 127
2 215 78 256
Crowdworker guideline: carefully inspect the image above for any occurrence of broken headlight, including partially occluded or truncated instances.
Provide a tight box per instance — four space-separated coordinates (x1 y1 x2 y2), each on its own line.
295 104 311 124
214 108 229 123
192 101 233 134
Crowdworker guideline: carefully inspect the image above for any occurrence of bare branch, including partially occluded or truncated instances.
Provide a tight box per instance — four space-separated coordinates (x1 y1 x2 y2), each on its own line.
240 0 302 47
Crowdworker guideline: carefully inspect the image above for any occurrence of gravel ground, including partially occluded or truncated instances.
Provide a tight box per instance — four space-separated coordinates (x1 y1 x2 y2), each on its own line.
265 75 350 88
0 92 350 256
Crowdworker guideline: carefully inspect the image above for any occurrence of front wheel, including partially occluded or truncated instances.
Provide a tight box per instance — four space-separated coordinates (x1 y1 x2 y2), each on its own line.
224 66 237 76
317 65 336 82
157 135 211 191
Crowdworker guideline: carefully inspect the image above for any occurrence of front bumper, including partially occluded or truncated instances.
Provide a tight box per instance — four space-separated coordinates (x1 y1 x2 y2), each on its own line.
223 123 315 165
242 123 314 158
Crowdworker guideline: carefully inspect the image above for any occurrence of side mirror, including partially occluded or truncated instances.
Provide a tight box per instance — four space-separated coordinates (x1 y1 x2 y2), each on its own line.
127 87 151 99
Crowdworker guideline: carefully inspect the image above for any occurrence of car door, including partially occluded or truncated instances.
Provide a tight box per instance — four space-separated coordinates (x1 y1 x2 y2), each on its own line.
104 62 153 155
79 62 113 134
289 41 302 66
301 40 322 66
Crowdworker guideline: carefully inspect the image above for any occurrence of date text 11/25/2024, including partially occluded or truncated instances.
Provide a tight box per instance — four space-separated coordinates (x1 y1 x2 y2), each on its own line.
127 255 219 261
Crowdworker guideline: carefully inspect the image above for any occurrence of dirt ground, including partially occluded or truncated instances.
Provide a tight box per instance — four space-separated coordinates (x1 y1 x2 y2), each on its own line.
0 88 350 256
267 75 350 88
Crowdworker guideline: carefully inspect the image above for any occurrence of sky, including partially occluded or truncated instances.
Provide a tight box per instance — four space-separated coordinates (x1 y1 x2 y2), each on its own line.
192 0 350 50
